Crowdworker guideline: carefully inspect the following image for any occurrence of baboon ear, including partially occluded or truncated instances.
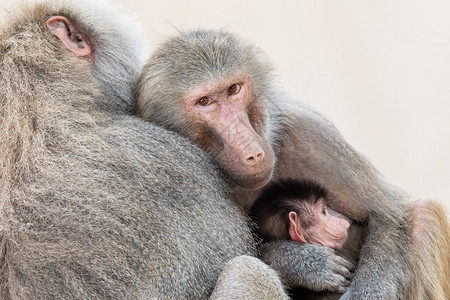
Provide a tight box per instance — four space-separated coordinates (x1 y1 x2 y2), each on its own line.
288 212 306 244
47 16 92 57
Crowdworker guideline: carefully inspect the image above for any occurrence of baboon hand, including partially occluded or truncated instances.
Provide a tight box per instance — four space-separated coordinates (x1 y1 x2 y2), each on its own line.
260 241 354 293
307 247 355 293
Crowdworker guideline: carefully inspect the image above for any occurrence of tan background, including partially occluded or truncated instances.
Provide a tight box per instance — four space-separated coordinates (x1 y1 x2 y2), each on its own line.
7 0 450 210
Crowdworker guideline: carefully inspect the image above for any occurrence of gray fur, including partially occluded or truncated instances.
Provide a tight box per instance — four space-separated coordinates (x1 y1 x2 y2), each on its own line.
0 2 288 299
210 255 288 300
136 29 450 299
260 241 353 294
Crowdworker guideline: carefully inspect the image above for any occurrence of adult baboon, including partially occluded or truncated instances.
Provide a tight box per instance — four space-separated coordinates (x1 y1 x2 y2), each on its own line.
136 29 450 299
0 1 288 299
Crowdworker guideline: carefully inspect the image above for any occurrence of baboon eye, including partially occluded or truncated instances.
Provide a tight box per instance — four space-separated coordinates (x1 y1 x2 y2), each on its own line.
227 83 241 95
197 97 212 106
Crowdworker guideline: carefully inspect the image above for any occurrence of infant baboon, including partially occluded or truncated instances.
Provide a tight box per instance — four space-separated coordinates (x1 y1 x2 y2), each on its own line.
251 179 365 277
251 179 354 250
252 179 364 300
0 1 288 299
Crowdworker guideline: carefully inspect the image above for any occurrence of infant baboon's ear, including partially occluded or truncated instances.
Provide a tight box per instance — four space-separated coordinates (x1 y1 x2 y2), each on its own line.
288 212 306 244
47 16 92 57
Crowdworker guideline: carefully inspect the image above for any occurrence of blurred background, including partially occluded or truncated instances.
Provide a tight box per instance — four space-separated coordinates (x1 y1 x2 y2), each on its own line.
117 0 449 209
6 0 450 210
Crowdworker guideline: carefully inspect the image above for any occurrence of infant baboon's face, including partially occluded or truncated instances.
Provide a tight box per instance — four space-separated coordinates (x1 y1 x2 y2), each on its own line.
303 199 351 249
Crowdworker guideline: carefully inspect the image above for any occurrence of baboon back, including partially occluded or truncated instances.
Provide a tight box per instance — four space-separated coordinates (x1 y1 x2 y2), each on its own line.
2 116 255 299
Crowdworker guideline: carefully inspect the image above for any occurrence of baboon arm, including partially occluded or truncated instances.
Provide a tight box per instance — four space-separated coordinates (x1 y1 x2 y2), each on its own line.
259 240 354 294
274 110 411 297
339 217 410 299
210 255 289 300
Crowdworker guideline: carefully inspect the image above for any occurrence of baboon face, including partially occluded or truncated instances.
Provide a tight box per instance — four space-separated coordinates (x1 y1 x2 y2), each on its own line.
181 73 275 190
137 30 276 189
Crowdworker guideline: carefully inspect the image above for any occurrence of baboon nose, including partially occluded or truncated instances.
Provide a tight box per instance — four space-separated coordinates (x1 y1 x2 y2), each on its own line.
244 151 265 166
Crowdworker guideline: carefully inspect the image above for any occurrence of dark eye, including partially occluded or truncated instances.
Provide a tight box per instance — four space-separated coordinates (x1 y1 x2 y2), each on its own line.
322 205 327 216
227 83 241 95
197 97 212 106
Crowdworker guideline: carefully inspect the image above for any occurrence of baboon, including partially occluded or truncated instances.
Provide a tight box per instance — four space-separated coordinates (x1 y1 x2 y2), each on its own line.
251 179 363 252
136 29 450 299
0 1 289 299
251 179 365 300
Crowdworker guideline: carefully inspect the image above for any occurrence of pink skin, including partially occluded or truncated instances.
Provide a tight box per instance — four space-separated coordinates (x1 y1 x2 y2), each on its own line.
182 75 275 189
289 199 351 249
47 16 92 57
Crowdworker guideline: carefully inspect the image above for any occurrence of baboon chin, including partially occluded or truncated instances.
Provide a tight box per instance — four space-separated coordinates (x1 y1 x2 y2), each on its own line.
226 169 274 190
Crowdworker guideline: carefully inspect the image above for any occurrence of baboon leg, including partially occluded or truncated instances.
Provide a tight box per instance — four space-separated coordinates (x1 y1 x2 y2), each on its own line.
210 255 289 300
405 199 450 300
